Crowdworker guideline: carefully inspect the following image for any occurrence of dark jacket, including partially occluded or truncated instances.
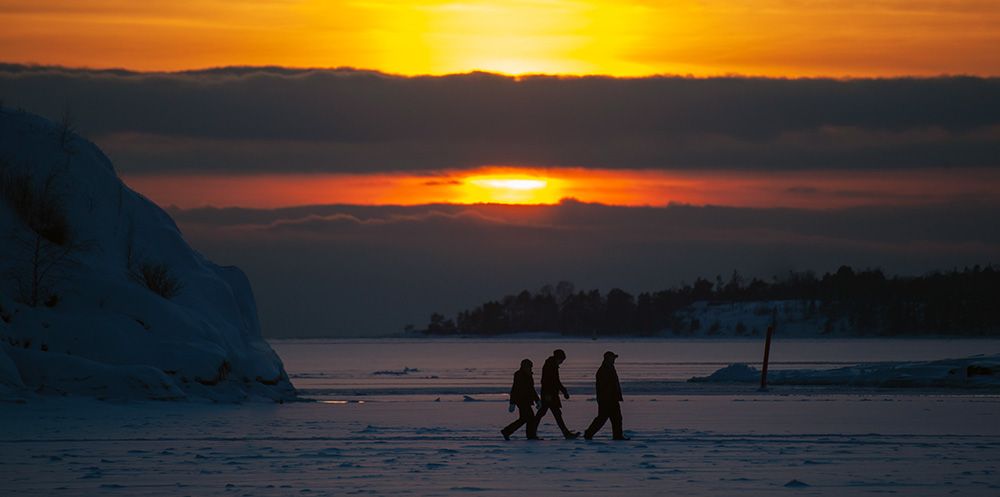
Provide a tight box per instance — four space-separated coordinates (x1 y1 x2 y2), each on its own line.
509 369 539 406
540 356 569 406
595 362 623 403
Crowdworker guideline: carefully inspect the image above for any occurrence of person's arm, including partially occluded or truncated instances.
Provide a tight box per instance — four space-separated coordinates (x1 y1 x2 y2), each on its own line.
557 369 569 399
595 368 606 401
615 370 623 401
509 373 518 405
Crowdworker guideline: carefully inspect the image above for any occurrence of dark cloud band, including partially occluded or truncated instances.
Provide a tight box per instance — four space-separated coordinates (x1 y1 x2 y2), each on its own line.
1 64 998 173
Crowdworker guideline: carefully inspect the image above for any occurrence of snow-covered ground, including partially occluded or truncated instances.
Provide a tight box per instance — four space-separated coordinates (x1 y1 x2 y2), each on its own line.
2 338 999 496
2 393 999 496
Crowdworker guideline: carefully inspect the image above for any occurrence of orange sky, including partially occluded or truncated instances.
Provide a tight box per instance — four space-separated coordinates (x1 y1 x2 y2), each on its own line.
124 167 1000 210
6 1 998 210
2 0 998 77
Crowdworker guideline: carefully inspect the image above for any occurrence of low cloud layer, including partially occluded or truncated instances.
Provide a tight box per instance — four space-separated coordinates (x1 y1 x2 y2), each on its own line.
172 201 1000 337
2 65 998 173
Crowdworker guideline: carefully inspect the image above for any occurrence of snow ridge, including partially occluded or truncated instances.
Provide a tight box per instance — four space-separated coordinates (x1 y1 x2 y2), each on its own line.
691 355 1000 388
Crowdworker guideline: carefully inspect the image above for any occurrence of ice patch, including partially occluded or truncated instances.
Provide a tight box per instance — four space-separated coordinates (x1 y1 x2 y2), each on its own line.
689 363 759 383
372 367 420 376
691 355 1000 389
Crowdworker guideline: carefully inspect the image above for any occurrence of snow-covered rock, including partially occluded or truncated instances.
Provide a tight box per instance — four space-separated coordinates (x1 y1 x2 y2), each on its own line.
669 300 834 338
0 107 295 401
690 355 1000 388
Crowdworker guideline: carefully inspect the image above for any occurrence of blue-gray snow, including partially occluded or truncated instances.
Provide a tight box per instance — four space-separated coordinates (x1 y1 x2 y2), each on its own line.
0 108 295 402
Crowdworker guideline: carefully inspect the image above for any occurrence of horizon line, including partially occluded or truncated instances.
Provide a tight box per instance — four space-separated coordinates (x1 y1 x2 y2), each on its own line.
3 61 997 82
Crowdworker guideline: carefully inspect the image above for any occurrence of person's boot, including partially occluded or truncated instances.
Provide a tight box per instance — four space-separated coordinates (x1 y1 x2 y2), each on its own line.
501 429 511 441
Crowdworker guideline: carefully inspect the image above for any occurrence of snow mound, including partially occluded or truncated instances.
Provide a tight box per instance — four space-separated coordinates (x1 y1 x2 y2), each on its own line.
690 355 1000 388
784 479 810 488
0 108 295 401
691 363 760 383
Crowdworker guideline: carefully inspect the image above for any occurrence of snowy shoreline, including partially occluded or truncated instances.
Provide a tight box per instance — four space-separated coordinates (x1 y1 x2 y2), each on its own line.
0 108 294 402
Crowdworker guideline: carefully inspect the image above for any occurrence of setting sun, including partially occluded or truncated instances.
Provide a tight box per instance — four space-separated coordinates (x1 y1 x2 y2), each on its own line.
469 178 547 191
459 172 563 204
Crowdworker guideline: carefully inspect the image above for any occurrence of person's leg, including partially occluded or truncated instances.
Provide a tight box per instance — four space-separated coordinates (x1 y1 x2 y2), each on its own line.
502 411 526 436
502 419 522 437
502 403 533 436
532 403 549 436
610 402 625 439
522 405 540 439
584 403 610 439
534 403 549 424
550 406 571 435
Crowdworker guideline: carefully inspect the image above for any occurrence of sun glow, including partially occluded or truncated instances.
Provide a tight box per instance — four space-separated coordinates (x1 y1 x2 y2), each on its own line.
469 178 547 191
459 172 563 204
123 167 1000 210
2 0 999 77
363 0 652 75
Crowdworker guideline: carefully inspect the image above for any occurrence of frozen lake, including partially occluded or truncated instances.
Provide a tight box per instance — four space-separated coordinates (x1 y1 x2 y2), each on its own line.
273 337 1000 399
2 338 1000 496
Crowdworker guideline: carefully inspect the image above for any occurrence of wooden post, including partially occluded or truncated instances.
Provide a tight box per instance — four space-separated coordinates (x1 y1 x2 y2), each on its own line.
760 315 776 391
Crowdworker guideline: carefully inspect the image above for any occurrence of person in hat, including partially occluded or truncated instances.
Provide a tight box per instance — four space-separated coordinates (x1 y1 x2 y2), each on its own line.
584 351 629 440
501 358 542 440
534 349 581 439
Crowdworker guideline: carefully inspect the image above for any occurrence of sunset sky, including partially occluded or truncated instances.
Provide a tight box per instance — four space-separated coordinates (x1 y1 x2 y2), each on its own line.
2 1 998 209
3 0 999 77
1 1 998 335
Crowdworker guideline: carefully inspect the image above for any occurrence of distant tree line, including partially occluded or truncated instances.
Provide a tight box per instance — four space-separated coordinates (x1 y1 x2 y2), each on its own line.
418 265 1000 337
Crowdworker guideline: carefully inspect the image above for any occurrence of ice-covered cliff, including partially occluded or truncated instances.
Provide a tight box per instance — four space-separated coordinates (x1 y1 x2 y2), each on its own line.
0 108 295 401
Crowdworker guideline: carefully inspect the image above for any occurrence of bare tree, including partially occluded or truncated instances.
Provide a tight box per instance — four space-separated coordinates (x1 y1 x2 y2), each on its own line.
1 162 89 307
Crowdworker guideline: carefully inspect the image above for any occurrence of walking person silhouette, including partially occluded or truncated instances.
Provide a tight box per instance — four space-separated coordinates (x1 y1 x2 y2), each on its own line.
535 349 581 439
584 351 629 440
501 359 542 440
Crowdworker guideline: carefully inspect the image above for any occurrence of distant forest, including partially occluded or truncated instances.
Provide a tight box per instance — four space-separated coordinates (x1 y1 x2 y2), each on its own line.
415 265 1000 337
